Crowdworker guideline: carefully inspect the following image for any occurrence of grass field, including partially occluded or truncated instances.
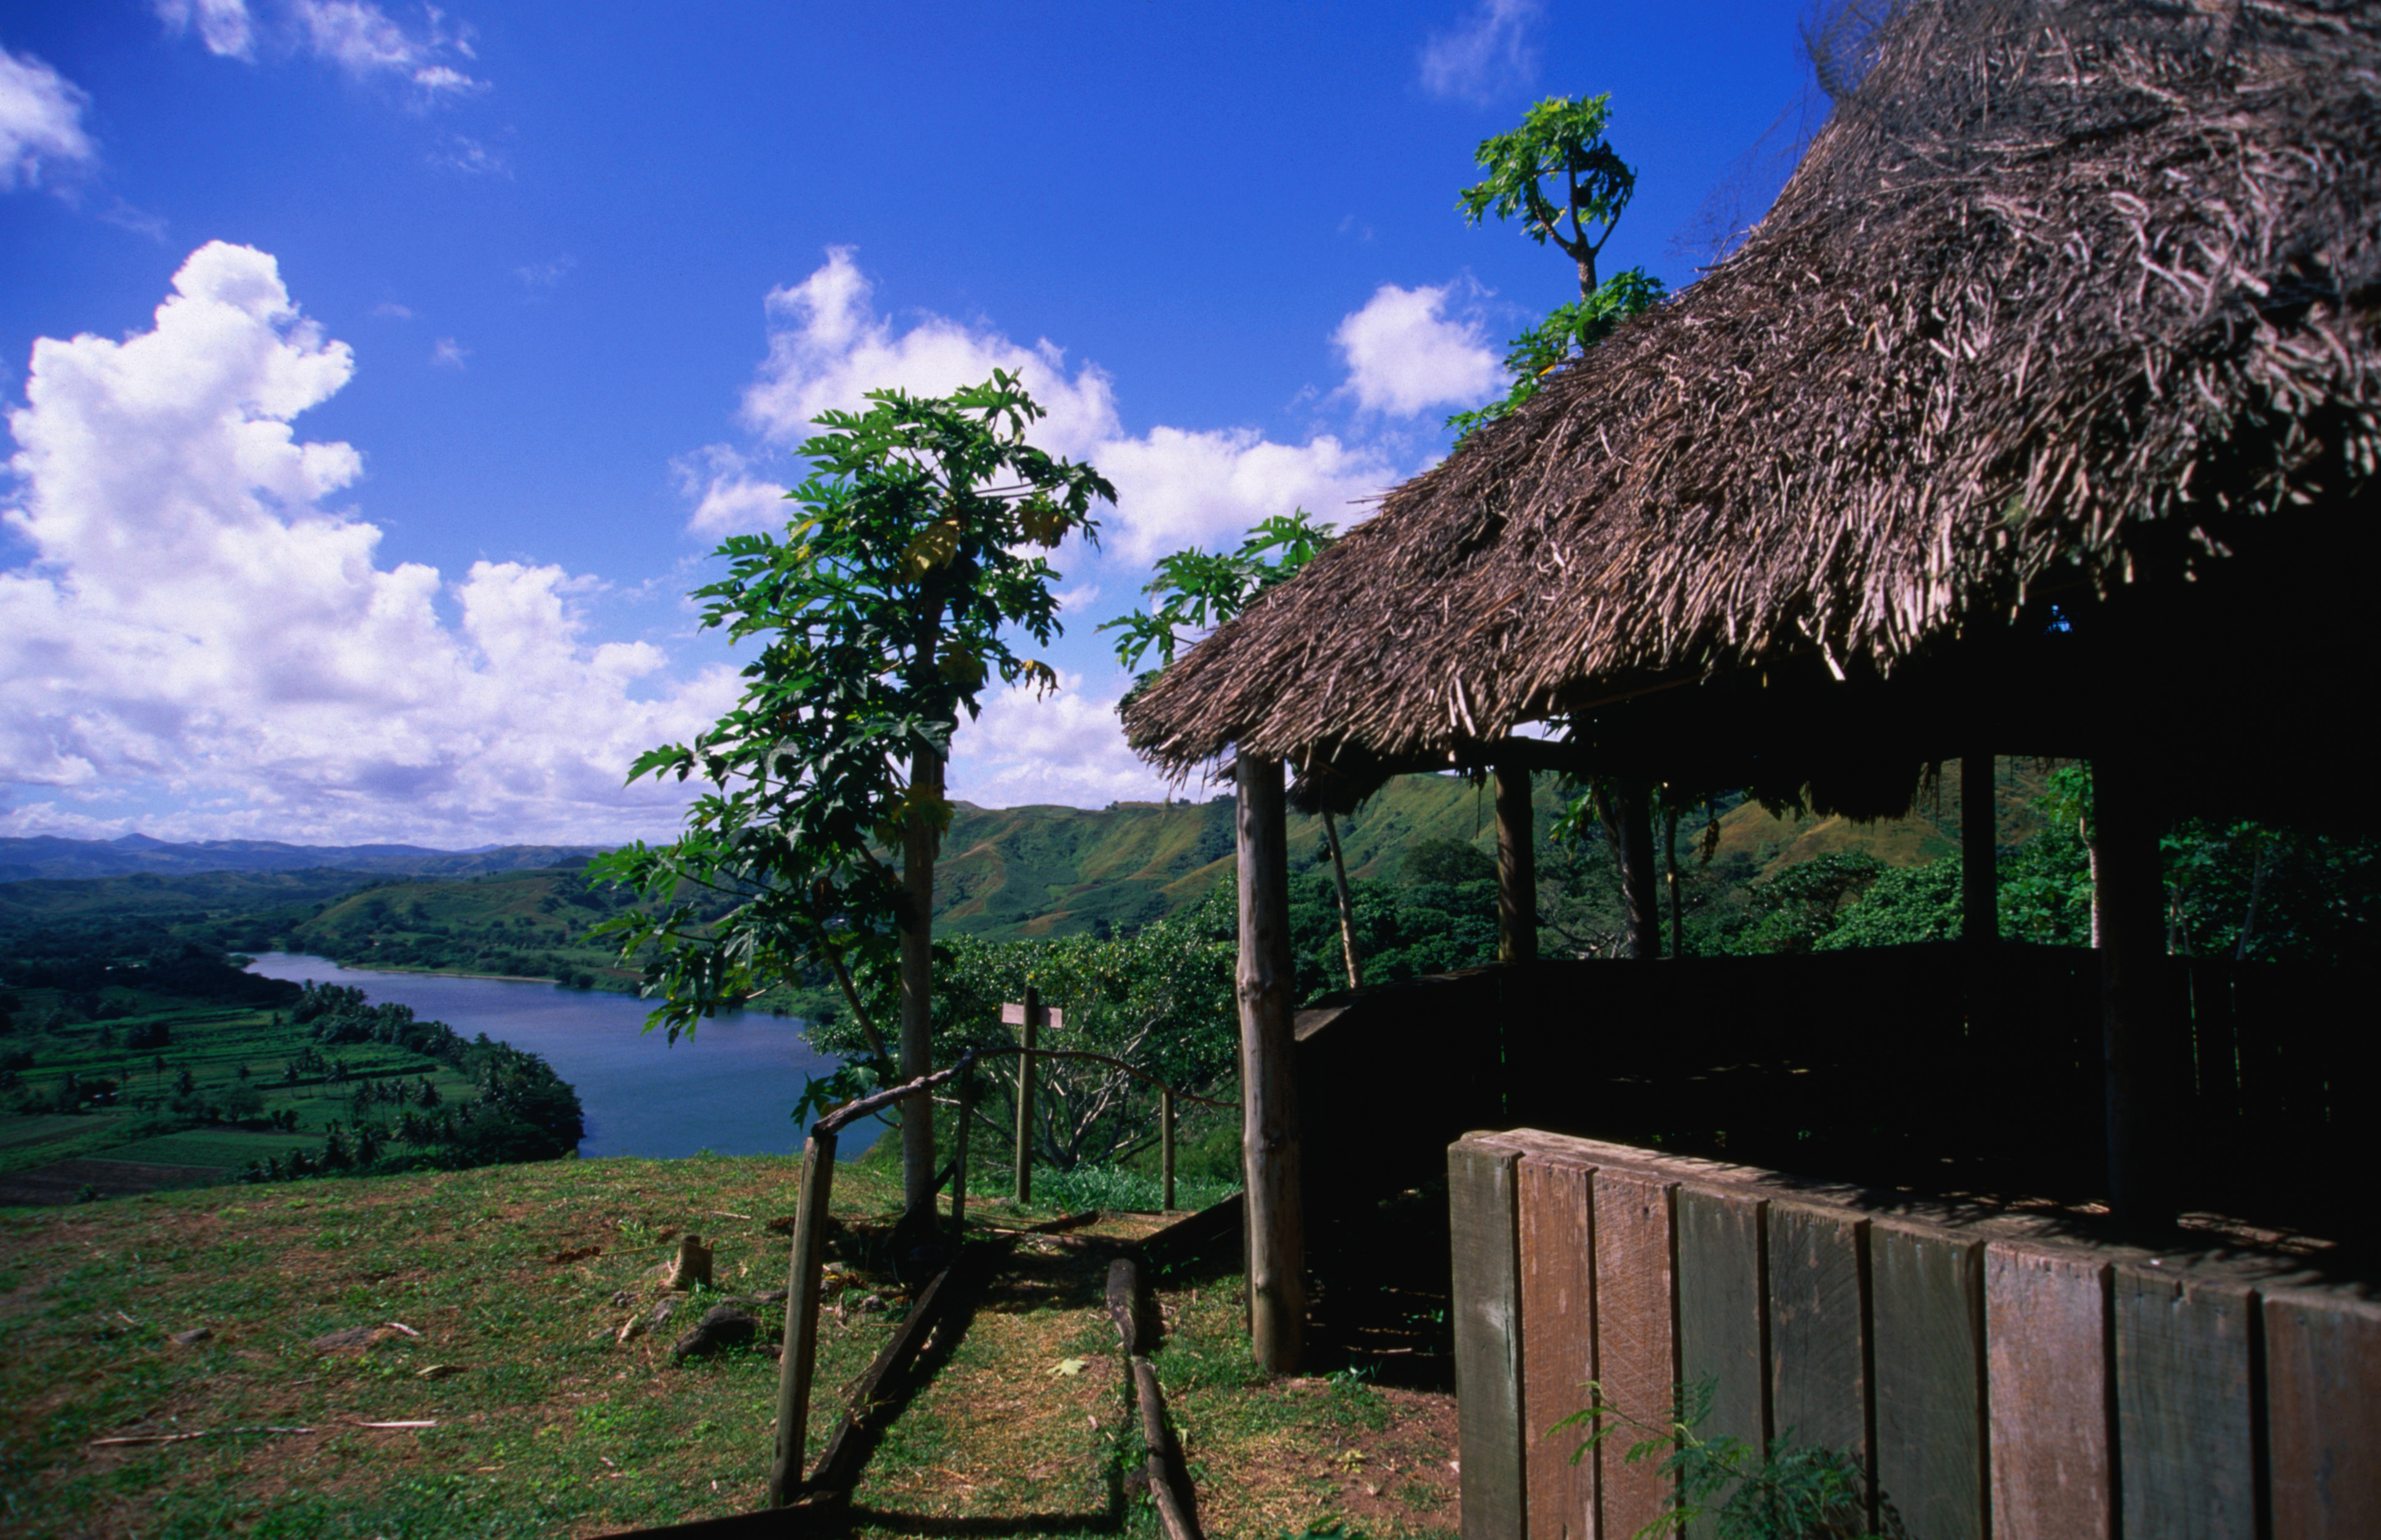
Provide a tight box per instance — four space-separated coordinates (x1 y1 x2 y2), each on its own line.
0 985 496 1194
0 1154 1461 1539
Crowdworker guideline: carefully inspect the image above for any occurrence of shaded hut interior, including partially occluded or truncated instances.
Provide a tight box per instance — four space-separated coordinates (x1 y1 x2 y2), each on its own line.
1124 0 2381 1370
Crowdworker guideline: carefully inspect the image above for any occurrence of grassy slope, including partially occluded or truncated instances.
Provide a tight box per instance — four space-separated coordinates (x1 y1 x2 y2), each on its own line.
0 1162 1462 1540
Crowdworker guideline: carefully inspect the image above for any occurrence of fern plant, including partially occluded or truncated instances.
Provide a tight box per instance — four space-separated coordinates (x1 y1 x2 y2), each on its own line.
1554 1378 1907 1540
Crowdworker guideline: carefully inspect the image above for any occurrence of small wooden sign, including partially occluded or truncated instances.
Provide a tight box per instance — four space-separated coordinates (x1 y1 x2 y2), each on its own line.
1000 1001 1064 1029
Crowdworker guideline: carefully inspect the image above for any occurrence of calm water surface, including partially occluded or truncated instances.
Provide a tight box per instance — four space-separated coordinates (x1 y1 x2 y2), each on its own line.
243 954 880 1160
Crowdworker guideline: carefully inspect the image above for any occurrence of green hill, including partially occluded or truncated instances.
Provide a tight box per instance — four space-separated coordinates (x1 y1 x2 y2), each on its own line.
0 760 2053 977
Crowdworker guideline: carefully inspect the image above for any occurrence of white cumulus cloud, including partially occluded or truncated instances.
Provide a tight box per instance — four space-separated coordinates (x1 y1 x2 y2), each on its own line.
673 443 791 538
154 0 257 58
1418 0 1544 105
0 45 96 192
947 671 1179 809
0 241 735 845
741 246 1123 463
735 248 1402 566
1332 282 1502 416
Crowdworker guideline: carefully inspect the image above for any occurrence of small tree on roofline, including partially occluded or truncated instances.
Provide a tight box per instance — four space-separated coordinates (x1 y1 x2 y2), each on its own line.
1455 92 1674 955
1448 93 1668 439
594 370 1113 1216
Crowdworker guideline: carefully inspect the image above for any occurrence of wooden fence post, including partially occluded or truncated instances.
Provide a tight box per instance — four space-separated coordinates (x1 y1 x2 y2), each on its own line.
1496 762 1537 966
951 1061 972 1248
769 1128 838 1506
1237 752 1304 1372
1014 984 1039 1205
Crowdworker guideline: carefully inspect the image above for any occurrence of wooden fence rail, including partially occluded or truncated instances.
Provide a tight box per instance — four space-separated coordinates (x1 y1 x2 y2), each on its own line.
1449 1129 2381 1540
766 1045 1230 1509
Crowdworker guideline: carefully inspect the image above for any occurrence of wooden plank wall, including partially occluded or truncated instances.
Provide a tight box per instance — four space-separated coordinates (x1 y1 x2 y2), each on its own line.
1450 1130 2376 1540
1518 1155 1598 1540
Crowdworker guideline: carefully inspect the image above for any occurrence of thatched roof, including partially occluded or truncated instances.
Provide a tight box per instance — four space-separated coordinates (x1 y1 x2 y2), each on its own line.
1125 0 2380 797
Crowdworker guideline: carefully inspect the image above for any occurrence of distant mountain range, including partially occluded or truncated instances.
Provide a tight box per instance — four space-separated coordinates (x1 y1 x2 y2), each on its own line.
0 834 608 885
0 759 2048 944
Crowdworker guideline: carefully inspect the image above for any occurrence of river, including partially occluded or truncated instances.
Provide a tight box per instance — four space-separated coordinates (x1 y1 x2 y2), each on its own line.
241 954 881 1161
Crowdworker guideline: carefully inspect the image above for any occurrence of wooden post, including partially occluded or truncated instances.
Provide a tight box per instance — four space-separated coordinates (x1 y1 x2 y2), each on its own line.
1609 781 1661 960
1161 1087 1177 1213
1495 763 1538 966
1013 983 1040 1205
950 1061 971 1249
1664 803 1686 959
2095 750 2175 1235
1237 753 1304 1373
1324 811 1363 989
1960 752 1998 949
769 1128 838 1506
899 747 943 1218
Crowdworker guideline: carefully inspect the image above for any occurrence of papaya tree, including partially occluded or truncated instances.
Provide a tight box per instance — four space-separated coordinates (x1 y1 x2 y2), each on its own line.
1455 92 1673 954
594 371 1113 1217
1102 509 1367 986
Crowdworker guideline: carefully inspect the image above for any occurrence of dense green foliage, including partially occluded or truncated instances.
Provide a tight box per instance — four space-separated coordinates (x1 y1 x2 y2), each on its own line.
0 941 583 1194
1101 507 1338 691
809 888 1241 1173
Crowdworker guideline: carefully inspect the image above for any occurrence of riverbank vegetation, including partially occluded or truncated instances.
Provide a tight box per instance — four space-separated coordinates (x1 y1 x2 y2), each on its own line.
0 945 583 1204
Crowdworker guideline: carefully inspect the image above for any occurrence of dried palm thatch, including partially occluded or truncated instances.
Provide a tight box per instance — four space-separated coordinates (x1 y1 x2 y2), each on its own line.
1124 0 2381 792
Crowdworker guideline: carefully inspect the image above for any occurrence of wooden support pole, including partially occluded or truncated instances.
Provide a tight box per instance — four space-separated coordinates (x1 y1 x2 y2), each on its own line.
1962 752 1998 950
2095 749 2176 1237
1611 780 1661 960
1494 762 1538 965
768 1128 837 1506
1013 983 1039 1206
1323 811 1363 990
1161 1087 1177 1213
1236 753 1304 1373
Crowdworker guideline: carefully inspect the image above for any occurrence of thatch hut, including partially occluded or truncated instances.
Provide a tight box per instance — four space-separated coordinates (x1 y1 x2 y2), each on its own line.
1124 0 2379 1361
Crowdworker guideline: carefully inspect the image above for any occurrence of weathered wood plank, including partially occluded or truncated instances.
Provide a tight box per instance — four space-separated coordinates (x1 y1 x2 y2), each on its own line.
2264 1286 2381 1540
1520 1154 1598 1540
2114 1264 2256 1540
1675 1185 1767 1540
1452 1138 1527 1540
1767 1202 1870 1483
1985 1240 2113 1540
1871 1219 1984 1540
1593 1167 1678 1540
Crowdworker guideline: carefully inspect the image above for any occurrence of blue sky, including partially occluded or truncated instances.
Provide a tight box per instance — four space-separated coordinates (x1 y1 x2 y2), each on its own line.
1 0 1814 847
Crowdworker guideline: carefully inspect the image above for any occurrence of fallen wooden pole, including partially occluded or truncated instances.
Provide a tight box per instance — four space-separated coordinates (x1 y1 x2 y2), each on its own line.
1106 1253 1202 1540
803 1253 978 1495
